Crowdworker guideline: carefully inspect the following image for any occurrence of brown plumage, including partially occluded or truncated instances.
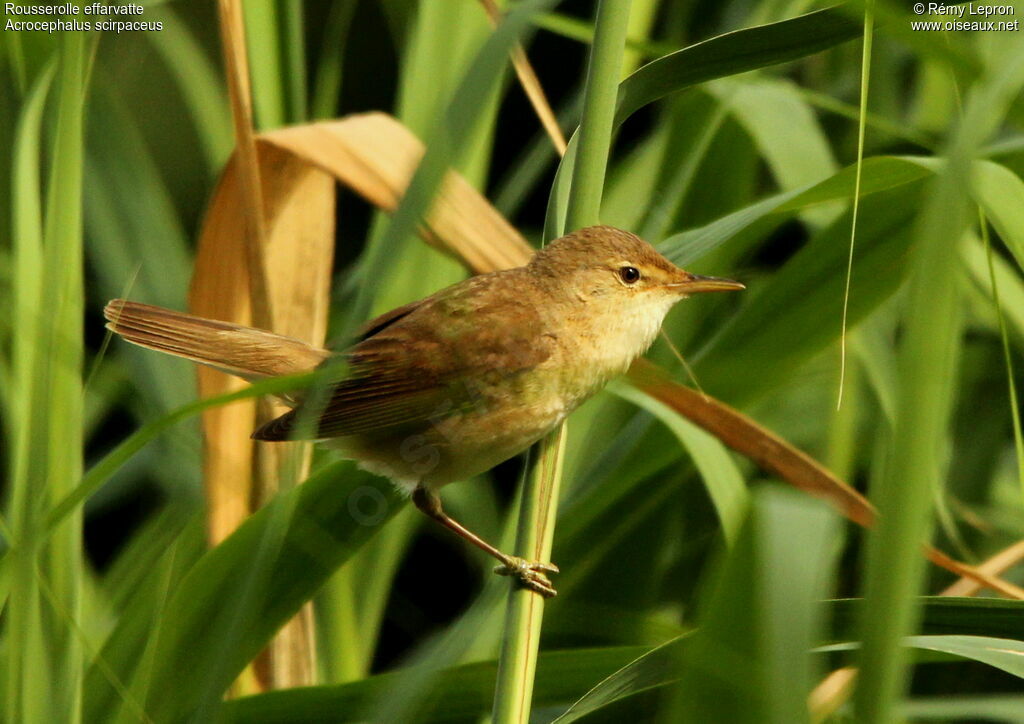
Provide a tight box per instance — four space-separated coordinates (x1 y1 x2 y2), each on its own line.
103 226 743 596
103 299 328 380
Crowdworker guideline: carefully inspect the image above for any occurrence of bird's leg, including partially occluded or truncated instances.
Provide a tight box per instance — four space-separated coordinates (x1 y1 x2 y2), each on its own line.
411 486 559 598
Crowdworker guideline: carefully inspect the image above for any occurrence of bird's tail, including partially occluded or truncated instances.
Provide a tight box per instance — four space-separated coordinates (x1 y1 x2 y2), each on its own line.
103 299 329 381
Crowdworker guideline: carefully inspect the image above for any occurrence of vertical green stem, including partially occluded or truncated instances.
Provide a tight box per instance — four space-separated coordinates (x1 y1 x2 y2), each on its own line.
492 428 567 724
278 0 308 123
311 0 357 120
5 61 51 724
5 29 88 723
837 0 873 409
980 211 1024 501
243 0 307 128
853 158 964 724
854 42 1024 724
43 30 88 720
621 0 660 76
493 2 632 722
565 0 634 231
826 345 859 484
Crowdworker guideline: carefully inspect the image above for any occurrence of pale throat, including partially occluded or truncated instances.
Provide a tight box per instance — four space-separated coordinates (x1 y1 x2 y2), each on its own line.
561 293 676 397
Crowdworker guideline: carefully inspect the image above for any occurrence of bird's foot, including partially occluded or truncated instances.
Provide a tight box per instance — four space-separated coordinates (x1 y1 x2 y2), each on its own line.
494 557 560 598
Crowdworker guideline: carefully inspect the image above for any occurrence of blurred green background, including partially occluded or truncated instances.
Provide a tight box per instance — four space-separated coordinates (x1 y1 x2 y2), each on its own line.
3 0 1024 721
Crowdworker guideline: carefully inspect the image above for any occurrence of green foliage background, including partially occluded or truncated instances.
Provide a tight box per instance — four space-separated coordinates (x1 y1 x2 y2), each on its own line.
3 0 1024 721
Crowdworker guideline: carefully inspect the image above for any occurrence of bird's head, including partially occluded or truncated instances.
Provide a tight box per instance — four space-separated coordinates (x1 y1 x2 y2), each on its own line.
530 226 744 325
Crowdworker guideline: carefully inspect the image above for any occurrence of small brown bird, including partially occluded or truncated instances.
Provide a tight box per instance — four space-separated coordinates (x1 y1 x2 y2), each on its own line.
104 225 743 596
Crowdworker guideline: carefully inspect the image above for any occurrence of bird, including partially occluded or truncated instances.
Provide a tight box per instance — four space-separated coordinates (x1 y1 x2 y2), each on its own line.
104 225 744 596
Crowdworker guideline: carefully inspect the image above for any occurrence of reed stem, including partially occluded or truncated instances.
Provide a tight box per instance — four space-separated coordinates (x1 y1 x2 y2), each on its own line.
492 2 632 721
565 0 633 231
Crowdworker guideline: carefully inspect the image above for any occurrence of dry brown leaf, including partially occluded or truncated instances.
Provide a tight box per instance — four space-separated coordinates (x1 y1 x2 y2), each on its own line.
215 0 272 328
189 143 333 690
627 359 875 526
625 361 1024 597
476 0 567 155
256 113 535 273
196 0 333 691
925 546 1024 599
809 667 857 723
942 539 1024 596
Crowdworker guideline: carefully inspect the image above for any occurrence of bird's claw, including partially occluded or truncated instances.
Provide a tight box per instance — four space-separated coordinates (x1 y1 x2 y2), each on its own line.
494 557 560 598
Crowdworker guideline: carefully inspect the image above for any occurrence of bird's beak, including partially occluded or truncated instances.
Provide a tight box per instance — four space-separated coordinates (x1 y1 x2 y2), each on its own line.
667 272 745 294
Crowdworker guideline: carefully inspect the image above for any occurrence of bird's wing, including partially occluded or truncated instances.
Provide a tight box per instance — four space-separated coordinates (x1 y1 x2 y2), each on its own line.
253 273 555 440
353 297 428 340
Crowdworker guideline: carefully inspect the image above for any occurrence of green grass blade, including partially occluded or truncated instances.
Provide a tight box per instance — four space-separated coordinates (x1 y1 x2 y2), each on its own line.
278 0 308 123
612 383 748 545
310 0 358 120
659 155 932 266
533 10 677 59
634 94 727 242
555 413 680 563
903 636 1024 679
689 186 922 405
614 6 862 126
903 695 1024 721
854 47 1024 722
363 584 511 722
709 77 838 212
217 646 647 723
46 372 316 533
545 5 865 239
980 214 1024 503
492 428 567 724
347 0 548 327
4 55 54 724
621 0 660 75
556 488 838 722
963 236 1024 342
818 633 1024 681
563 0 633 232
85 462 402 721
799 86 935 150
838 1 874 410
550 635 691 723
600 109 675 232
833 597 1024 641
37 32 89 718
4 27 91 723
242 0 295 128
671 488 838 722
85 81 195 400
146 7 233 168
971 161 1024 271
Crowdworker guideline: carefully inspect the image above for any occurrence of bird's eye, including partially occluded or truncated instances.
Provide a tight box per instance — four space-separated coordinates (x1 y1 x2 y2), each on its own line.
619 266 641 284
